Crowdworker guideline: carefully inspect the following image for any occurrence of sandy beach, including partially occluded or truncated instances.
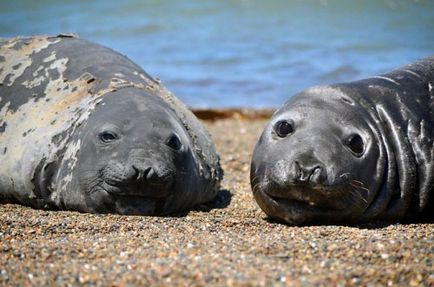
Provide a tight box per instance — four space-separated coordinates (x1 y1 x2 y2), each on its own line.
1 110 433 286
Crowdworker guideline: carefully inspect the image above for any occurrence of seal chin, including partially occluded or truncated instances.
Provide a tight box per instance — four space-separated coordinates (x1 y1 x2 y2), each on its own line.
253 181 366 225
113 194 161 215
257 190 339 225
84 177 174 215
266 186 347 212
103 179 174 199
253 188 314 225
88 186 168 215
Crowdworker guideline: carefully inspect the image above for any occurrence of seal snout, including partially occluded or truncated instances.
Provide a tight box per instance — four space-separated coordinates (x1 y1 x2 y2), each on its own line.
291 160 326 186
131 164 171 186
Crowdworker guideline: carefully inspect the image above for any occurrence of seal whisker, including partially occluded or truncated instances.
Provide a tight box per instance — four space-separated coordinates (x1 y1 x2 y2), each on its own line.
251 176 264 194
351 179 365 186
350 181 370 193
347 188 368 206
353 185 370 194
252 182 263 194
348 183 369 205
352 189 368 204
251 175 260 186
251 182 262 194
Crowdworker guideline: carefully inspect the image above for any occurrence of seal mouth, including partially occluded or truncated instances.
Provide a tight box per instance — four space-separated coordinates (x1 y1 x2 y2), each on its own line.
252 177 370 225
268 194 346 212
254 188 354 225
102 178 174 199
107 190 167 200
106 189 170 199
263 184 349 211
105 186 171 214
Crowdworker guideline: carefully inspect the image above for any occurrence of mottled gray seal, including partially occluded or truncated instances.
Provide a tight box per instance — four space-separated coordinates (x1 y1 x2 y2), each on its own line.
251 57 434 224
0 35 222 215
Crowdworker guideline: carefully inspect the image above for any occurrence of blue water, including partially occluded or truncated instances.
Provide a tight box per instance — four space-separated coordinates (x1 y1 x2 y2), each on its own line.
1 0 433 108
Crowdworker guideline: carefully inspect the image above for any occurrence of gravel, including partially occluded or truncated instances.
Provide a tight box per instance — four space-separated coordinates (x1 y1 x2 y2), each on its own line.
1 115 433 286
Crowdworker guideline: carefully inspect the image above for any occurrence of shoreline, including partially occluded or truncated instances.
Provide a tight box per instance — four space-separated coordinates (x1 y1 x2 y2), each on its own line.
192 108 274 121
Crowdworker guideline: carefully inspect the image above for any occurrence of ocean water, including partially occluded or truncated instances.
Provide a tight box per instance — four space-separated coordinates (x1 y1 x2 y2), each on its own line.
1 0 433 108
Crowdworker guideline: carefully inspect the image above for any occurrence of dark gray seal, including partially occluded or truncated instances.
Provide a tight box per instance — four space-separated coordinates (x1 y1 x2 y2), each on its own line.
0 35 222 215
251 57 434 225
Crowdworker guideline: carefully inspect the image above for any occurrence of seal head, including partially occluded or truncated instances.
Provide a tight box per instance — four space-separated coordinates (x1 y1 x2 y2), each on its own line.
35 88 201 215
251 87 383 224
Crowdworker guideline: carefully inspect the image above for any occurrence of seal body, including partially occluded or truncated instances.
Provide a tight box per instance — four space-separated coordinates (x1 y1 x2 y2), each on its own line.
251 57 434 224
0 35 222 215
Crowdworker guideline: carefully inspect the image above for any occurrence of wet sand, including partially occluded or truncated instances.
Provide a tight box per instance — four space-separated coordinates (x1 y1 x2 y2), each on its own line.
1 111 433 286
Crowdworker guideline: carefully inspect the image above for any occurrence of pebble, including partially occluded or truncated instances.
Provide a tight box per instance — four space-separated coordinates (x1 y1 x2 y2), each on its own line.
0 117 433 286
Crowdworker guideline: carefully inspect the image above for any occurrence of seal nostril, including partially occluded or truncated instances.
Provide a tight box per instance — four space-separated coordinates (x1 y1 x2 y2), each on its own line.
312 166 321 175
294 161 311 182
293 162 325 184
132 165 153 182
294 161 302 180
133 166 142 181
310 166 325 184
146 168 156 181
299 169 310 182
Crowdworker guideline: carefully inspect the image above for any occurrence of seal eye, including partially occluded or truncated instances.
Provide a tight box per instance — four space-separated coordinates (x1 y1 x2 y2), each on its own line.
166 134 182 151
274 120 294 137
99 131 118 143
347 134 364 156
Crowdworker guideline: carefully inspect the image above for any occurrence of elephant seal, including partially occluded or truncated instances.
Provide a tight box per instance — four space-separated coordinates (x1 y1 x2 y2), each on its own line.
0 35 222 215
251 57 434 225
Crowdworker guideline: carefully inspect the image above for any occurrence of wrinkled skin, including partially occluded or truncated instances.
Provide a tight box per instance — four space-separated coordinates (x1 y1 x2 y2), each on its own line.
0 35 222 215
251 57 434 225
